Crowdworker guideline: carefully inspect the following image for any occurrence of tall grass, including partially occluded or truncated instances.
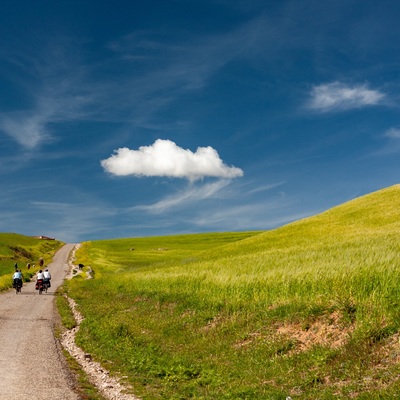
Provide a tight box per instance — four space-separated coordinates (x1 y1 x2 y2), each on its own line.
66 185 400 399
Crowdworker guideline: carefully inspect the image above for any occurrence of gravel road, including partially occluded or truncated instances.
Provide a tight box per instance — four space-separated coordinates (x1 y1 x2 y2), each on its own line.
0 243 79 400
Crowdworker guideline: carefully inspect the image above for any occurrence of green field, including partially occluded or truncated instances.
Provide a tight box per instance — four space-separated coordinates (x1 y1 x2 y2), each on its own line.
11 184 400 398
62 184 400 399
0 233 64 290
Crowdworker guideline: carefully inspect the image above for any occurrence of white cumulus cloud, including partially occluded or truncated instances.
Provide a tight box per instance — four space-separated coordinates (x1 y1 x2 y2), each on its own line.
307 82 385 112
101 139 244 181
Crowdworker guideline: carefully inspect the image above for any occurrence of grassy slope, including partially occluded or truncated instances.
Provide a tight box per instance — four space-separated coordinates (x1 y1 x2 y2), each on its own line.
0 233 64 290
68 184 400 399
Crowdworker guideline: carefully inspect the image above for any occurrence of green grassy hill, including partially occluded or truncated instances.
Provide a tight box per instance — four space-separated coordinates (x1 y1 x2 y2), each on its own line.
62 184 400 399
0 233 63 289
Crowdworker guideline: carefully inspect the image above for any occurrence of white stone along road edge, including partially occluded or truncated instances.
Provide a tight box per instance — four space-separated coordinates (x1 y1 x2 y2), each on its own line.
62 245 140 400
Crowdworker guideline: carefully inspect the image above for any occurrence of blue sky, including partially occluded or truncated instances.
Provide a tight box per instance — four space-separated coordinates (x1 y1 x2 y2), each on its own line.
1 0 400 242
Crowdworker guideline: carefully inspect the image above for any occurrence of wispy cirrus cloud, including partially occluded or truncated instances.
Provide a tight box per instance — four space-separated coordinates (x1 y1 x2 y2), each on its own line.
187 195 312 231
246 181 286 195
0 112 50 149
0 90 91 149
0 16 270 149
371 127 400 157
108 15 267 89
132 180 232 214
29 200 117 242
0 39 93 149
384 127 400 139
307 82 385 113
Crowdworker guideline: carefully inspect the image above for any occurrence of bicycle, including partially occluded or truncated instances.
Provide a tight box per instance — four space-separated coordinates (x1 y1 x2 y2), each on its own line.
43 279 50 293
14 279 22 294
36 280 44 294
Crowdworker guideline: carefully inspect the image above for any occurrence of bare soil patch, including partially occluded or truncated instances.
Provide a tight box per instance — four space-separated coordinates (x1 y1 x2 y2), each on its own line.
276 311 354 353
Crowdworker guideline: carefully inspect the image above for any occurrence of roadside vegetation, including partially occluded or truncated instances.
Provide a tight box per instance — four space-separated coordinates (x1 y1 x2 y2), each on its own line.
63 184 400 398
0 233 63 290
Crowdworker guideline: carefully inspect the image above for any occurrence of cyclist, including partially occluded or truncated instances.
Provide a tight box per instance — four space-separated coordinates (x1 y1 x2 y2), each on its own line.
43 269 51 288
36 269 45 291
12 269 23 289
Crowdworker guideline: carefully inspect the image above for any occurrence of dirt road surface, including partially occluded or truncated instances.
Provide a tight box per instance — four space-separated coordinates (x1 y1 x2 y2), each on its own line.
0 243 79 400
